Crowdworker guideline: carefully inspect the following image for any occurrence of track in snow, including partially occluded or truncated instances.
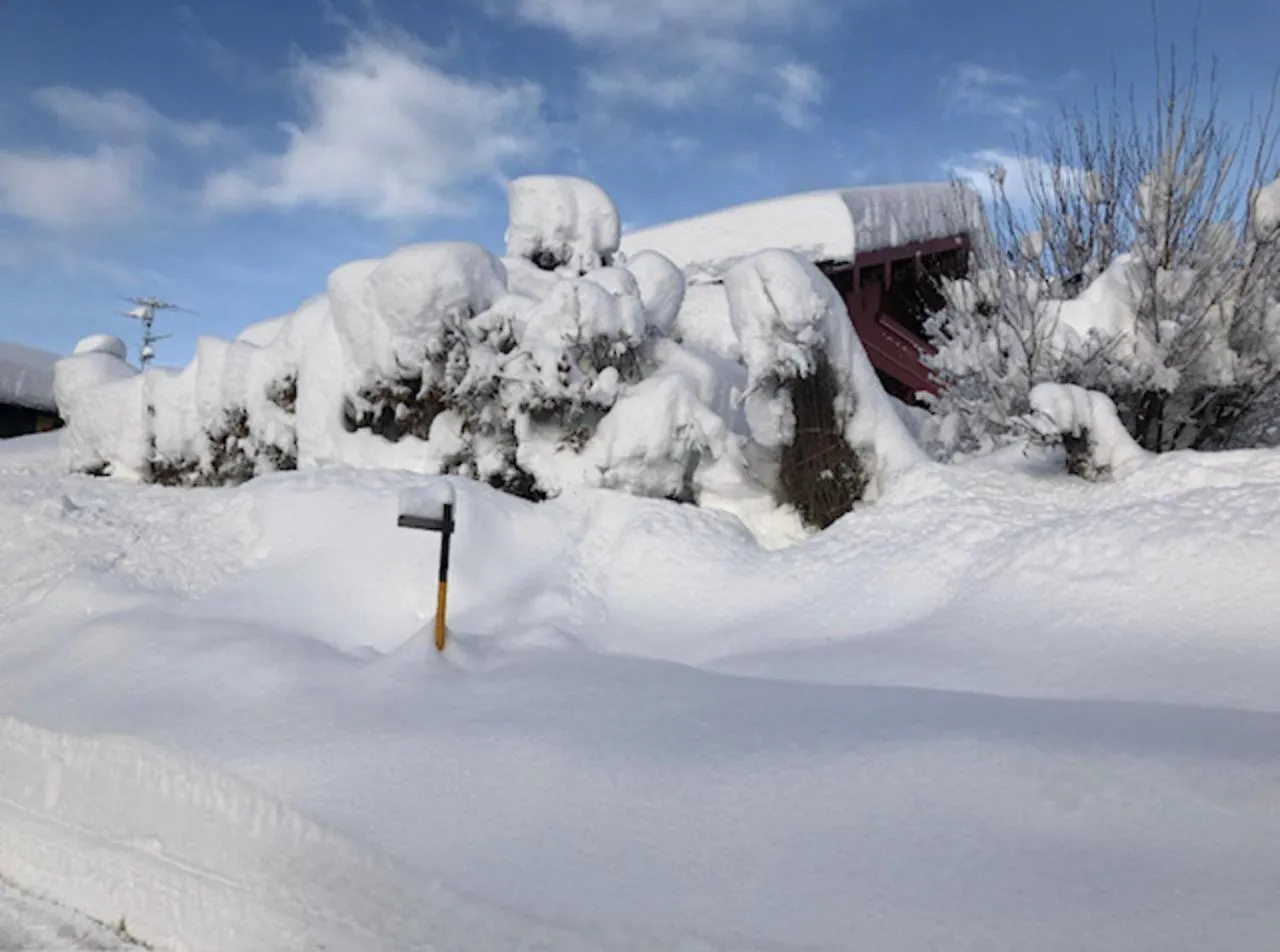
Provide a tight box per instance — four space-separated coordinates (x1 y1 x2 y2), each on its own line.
0 878 141 951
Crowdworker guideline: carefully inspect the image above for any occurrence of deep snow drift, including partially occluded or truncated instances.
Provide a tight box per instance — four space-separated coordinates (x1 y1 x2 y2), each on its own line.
4 429 1280 951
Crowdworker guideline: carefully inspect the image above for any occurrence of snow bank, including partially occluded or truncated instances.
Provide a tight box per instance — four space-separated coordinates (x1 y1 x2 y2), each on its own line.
400 479 456 520
0 341 59 413
0 716 732 952
671 283 740 359
506 176 621 274
8 432 1280 949
11 427 1280 949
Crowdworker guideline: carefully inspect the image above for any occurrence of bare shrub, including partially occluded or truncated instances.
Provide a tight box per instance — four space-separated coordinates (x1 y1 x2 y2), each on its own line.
926 48 1280 455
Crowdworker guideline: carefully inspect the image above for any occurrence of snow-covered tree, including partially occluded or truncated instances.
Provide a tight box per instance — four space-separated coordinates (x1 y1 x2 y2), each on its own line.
926 54 1280 455
725 249 924 528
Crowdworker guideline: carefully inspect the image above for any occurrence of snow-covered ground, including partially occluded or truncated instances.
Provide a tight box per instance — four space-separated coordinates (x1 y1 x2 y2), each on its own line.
0 876 140 951
4 429 1280 951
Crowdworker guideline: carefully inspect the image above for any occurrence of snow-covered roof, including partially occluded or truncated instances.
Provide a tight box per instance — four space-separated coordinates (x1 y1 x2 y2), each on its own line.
621 182 986 283
0 341 59 412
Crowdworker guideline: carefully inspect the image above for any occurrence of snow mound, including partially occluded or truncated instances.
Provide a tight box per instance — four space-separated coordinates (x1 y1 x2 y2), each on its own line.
1030 382 1149 477
0 341 59 412
72 335 128 360
506 176 621 274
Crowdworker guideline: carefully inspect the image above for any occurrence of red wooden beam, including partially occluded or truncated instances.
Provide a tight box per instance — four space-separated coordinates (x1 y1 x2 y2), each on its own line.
836 233 970 402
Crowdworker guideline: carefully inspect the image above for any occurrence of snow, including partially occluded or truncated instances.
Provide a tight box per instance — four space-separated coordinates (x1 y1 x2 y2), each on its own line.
0 716 709 952
53 343 146 478
337 242 507 376
506 176 621 274
624 249 686 335
400 479 456 519
725 249 925 488
621 182 985 283
6 432 1280 950
0 876 140 950
1254 174 1280 238
73 335 128 360
50 177 924 531
18 171 1280 949
1047 253 1143 351
0 341 59 413
1029 383 1149 476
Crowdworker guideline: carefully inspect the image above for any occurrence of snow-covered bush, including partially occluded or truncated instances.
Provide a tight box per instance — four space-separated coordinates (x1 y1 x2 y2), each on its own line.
725 249 924 528
505 176 620 274
337 243 507 441
1028 383 1148 480
926 57 1280 457
54 174 928 540
54 336 143 478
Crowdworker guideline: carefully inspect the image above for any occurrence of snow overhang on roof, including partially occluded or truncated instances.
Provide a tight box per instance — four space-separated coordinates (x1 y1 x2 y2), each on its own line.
0 341 60 412
620 182 987 283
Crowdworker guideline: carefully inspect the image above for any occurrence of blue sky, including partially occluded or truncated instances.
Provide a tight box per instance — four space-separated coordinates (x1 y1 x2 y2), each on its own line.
1 0 1276 364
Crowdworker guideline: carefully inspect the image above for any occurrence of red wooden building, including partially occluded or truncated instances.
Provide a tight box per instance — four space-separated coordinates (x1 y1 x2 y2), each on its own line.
620 182 984 404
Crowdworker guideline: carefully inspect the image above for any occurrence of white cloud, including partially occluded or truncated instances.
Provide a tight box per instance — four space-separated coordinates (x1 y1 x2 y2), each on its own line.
946 63 1041 119
763 62 825 128
582 69 701 110
511 0 823 43
0 146 147 228
204 34 545 220
0 86 238 231
33 86 234 149
948 148 1086 215
504 0 840 124
580 33 751 109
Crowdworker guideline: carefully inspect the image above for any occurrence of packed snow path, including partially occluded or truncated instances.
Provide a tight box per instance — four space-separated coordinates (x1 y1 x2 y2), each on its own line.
4 433 1280 951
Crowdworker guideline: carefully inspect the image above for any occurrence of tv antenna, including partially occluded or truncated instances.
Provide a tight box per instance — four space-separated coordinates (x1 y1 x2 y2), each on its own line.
120 296 194 368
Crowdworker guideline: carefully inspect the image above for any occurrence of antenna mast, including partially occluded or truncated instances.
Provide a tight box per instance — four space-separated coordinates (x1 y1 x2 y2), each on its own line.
121 297 189 368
